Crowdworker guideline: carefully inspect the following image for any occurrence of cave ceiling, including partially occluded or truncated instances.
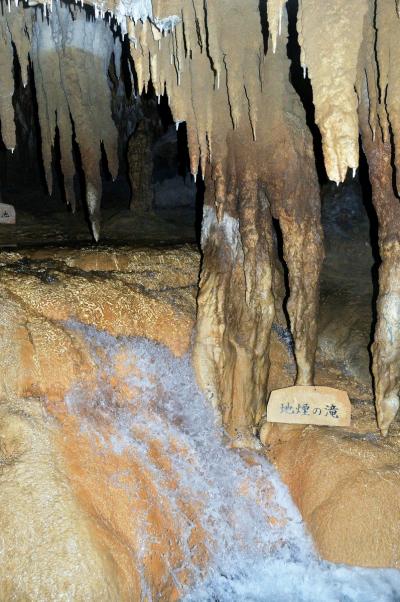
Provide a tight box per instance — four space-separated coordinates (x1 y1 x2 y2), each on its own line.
0 0 395 232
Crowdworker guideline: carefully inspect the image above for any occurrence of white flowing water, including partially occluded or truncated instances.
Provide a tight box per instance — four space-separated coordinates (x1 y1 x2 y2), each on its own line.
65 322 400 601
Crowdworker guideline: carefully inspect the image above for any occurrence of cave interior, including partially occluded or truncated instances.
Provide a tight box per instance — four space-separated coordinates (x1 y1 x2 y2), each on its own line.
2 0 400 595
0 0 391 435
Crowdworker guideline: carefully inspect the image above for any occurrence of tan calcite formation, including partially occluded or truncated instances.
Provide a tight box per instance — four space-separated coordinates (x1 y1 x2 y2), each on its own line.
263 410 400 568
125 4 323 440
375 0 400 192
267 0 287 53
47 389 210 601
0 284 96 401
358 131 400 436
0 398 123 601
0 246 198 401
194 14 323 441
31 5 119 239
2 0 400 437
0 246 207 600
0 5 120 238
131 0 264 181
0 246 297 599
0 11 18 152
296 0 367 184
355 1 400 436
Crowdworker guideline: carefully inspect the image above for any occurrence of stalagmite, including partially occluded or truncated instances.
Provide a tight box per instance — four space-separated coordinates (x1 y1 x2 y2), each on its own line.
194 143 276 444
364 133 400 436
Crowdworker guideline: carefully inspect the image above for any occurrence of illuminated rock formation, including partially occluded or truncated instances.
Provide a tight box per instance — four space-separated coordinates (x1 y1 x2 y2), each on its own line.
1 0 400 438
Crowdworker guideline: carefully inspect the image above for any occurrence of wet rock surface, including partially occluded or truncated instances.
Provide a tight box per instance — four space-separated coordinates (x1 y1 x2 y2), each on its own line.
0 188 398 589
0 245 198 402
264 405 400 568
265 178 400 569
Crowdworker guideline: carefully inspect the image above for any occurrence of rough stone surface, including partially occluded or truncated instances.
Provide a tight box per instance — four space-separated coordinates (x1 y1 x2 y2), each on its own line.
0 245 203 600
263 409 400 568
0 245 198 401
0 237 398 589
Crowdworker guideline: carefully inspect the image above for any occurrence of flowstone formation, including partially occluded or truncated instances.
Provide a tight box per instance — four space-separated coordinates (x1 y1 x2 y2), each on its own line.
1 0 400 437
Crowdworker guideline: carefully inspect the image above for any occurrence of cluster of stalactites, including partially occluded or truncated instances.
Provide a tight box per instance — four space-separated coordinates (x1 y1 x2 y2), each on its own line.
4 0 400 221
32 4 120 217
267 0 400 190
0 2 121 237
123 0 400 197
129 0 264 189
0 4 31 153
0 0 269 234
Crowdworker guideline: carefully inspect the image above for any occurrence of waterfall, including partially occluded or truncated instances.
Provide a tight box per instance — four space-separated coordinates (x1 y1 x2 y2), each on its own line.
63 321 400 601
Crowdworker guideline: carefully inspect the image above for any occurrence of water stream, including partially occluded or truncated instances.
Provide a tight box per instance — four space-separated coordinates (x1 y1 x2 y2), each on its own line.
64 322 400 601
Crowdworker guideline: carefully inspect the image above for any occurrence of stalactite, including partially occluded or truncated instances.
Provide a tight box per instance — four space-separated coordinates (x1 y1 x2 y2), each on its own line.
29 5 119 238
0 16 17 151
0 4 121 236
194 8 323 441
0 0 326 439
267 0 287 54
296 0 368 184
376 0 400 194
260 16 324 386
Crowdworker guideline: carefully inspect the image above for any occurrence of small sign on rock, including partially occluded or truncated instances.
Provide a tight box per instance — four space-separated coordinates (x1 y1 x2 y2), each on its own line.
0 203 16 224
267 385 351 427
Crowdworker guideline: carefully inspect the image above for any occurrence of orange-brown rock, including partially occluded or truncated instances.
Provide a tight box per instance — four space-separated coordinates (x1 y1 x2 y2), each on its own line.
0 245 207 600
0 398 123 601
0 245 294 599
0 245 198 401
263 406 400 568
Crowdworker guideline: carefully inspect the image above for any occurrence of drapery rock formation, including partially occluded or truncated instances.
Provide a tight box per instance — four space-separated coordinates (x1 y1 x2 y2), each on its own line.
1 0 400 440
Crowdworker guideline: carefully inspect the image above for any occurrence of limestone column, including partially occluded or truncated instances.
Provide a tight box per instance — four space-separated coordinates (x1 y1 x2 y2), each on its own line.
361 128 400 435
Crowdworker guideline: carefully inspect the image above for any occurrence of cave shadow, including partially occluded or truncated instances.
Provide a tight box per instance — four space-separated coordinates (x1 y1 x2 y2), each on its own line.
272 217 293 345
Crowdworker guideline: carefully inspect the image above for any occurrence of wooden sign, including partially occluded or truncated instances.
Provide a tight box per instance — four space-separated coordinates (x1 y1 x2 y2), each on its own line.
267 385 351 427
0 203 15 224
